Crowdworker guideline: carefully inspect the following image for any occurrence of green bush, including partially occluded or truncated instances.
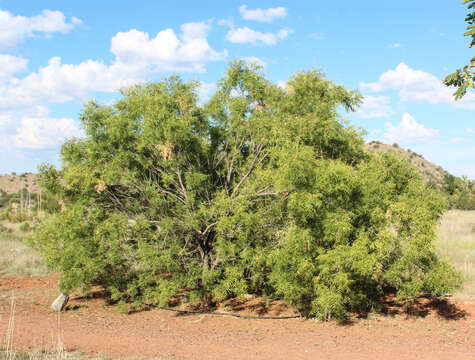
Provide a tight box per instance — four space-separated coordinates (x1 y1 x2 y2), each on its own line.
19 221 31 232
31 61 462 320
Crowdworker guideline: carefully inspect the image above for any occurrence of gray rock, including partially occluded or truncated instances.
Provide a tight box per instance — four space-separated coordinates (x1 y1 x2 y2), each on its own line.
51 293 69 312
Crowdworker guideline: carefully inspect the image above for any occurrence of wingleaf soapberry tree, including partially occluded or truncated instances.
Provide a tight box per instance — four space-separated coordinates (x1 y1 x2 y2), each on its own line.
32 61 461 320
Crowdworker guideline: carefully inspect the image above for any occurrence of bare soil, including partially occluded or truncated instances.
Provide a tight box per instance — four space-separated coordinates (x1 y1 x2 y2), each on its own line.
1 275 474 360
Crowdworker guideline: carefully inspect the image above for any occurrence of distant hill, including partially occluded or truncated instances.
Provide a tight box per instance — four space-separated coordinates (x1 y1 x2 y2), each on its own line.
0 144 466 196
364 141 450 188
0 173 41 195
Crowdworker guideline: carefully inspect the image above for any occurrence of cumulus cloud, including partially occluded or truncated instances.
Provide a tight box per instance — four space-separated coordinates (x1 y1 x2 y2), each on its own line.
241 56 267 68
467 128 473 134
0 8 82 49
277 80 287 89
0 21 225 149
111 22 226 73
383 113 439 144
361 63 475 109
355 95 394 119
0 105 81 150
226 26 292 45
0 54 28 82
238 5 287 23
388 43 402 48
197 81 216 102
0 22 226 109
9 116 81 149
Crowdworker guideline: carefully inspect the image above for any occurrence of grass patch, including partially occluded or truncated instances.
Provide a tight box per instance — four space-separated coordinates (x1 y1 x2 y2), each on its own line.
0 350 107 360
435 210 475 298
0 230 48 277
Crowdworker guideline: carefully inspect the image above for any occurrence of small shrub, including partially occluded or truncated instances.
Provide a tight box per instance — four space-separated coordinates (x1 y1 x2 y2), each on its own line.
0 225 12 233
19 221 31 232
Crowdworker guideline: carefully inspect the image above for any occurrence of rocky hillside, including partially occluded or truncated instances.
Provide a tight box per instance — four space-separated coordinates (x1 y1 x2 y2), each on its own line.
0 173 41 195
365 141 449 188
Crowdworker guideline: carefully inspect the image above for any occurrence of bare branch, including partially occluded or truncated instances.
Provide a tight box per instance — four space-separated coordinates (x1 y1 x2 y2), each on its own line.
198 221 218 237
231 146 269 197
156 183 186 204
255 191 279 197
176 170 188 201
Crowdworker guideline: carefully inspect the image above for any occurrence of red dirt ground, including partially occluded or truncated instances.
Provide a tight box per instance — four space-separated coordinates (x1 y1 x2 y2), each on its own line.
1 275 474 360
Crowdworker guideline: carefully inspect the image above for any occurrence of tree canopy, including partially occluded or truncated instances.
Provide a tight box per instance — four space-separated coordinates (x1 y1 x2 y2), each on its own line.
444 0 475 99
32 61 461 320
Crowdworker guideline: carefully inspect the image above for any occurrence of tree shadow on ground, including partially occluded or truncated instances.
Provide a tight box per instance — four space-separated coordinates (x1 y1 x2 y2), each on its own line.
66 287 467 322
348 294 467 325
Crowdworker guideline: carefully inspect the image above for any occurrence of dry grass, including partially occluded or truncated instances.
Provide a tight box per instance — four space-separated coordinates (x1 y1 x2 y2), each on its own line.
0 231 48 277
0 297 107 360
0 348 108 360
435 210 475 298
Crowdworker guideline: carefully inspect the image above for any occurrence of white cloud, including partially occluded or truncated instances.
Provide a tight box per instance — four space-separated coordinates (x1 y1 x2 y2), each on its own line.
467 128 473 134
226 26 292 45
111 23 226 73
388 43 402 48
0 9 82 49
277 28 293 39
0 54 28 82
218 18 234 28
0 105 80 150
361 63 475 109
0 22 226 109
238 5 287 23
241 56 267 68
197 81 216 102
277 80 287 89
383 113 439 144
277 80 287 90
355 95 394 119
0 22 225 150
310 33 324 40
9 116 80 149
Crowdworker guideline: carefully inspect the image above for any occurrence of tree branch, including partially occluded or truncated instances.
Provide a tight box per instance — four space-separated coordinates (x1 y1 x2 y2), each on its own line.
231 145 269 197
176 170 188 201
198 221 218 237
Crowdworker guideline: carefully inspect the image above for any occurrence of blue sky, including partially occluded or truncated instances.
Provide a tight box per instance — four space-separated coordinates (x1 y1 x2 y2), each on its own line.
0 0 473 178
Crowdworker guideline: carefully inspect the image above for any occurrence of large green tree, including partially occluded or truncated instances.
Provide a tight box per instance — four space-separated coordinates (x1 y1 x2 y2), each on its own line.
444 0 475 99
32 61 461 320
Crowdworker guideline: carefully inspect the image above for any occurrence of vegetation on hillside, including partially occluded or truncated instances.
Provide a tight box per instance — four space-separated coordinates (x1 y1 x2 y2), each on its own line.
30 61 462 320
366 141 475 210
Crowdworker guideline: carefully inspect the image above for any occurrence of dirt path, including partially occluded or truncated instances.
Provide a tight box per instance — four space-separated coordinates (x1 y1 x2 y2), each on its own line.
1 276 474 360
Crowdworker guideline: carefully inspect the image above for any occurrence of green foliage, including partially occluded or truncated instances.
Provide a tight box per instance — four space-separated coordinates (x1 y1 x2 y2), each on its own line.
444 0 475 99
19 221 31 232
442 174 475 210
31 61 461 320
